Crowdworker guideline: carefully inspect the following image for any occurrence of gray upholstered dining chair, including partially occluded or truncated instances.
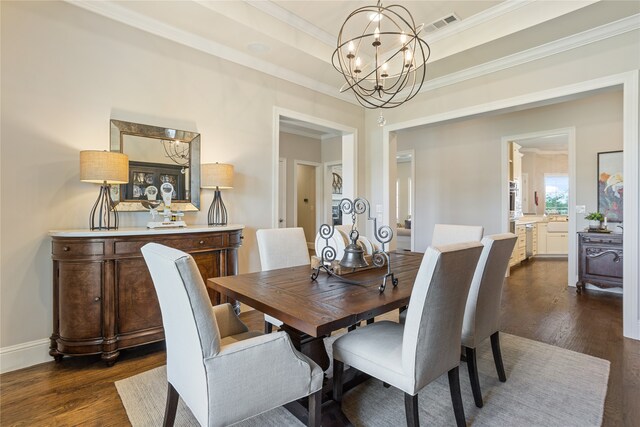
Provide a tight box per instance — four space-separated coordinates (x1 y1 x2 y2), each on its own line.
461 233 517 408
332 242 484 427
256 227 311 333
141 243 323 427
396 223 484 318
431 223 484 246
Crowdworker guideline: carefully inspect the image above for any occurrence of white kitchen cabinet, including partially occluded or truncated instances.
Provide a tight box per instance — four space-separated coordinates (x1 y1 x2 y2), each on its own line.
509 224 527 268
547 232 569 254
531 223 538 256
537 223 548 254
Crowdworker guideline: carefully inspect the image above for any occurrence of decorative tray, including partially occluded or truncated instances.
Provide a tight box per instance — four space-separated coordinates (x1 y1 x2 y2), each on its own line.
585 228 612 233
311 255 379 275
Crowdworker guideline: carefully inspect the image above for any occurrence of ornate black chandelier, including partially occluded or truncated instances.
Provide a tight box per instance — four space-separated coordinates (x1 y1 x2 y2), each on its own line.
332 1 430 111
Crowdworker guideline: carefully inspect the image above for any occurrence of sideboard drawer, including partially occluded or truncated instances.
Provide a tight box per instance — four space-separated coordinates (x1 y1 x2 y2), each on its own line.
114 234 226 255
168 235 225 252
53 241 104 258
581 235 622 245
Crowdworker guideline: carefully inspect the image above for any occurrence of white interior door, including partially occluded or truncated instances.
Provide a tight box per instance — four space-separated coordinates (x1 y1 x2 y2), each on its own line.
278 158 286 228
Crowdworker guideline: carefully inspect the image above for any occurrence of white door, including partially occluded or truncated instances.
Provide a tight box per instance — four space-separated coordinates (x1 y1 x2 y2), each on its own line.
296 163 317 244
278 158 286 228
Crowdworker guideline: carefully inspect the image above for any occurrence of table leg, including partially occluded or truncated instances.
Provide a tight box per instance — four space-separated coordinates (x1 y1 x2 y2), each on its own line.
279 324 367 427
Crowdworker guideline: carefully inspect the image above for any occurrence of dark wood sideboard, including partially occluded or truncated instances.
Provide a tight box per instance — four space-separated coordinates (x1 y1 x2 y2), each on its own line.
576 231 623 293
49 226 243 365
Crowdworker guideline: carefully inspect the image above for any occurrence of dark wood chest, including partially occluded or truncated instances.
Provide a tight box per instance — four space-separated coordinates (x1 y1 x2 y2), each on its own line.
576 232 623 293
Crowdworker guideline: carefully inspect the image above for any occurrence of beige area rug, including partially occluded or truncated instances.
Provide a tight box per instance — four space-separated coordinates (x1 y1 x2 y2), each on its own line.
116 333 609 426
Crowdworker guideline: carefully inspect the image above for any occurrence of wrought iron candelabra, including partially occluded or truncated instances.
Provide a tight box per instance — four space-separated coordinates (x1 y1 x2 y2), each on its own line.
311 197 397 293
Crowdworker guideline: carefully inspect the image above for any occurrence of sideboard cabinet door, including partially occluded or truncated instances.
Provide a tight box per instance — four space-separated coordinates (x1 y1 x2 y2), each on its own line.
56 262 103 351
115 257 163 339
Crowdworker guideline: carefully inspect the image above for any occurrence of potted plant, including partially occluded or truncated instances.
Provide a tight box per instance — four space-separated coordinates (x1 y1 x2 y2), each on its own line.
585 212 604 230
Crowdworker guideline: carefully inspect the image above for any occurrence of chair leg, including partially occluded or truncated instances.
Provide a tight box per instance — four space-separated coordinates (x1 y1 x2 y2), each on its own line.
333 360 344 404
448 367 466 427
264 321 273 334
404 393 419 427
307 389 322 427
163 382 179 427
465 346 483 408
490 332 507 382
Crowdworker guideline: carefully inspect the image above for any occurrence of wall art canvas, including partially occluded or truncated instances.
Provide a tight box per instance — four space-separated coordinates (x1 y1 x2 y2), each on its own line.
598 150 623 222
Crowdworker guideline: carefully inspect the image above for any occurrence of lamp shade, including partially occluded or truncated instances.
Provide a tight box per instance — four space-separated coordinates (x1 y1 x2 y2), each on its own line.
80 151 129 184
201 163 234 189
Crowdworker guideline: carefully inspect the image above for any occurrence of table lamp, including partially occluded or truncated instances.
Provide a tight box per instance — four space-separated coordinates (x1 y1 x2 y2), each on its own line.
80 150 129 230
201 162 234 226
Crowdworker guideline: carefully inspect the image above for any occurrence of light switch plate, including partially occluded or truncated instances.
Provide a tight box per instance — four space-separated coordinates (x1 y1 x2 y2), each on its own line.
576 205 586 214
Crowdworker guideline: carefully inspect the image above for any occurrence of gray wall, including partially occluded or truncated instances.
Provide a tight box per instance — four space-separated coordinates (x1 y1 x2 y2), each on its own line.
397 90 623 251
279 132 322 228
0 2 364 351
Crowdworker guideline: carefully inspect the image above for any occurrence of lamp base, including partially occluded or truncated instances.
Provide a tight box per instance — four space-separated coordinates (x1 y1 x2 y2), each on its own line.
208 188 228 226
90 184 119 230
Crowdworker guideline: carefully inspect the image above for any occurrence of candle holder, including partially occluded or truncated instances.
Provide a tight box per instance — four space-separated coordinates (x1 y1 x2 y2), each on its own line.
311 197 397 293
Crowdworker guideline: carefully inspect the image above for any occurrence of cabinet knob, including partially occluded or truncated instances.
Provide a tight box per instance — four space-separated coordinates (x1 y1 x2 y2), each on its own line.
63 246 70 252
94 296 101 302
199 240 204 245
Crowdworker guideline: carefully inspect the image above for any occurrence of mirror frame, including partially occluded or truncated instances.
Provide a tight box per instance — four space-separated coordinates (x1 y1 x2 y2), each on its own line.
110 119 201 212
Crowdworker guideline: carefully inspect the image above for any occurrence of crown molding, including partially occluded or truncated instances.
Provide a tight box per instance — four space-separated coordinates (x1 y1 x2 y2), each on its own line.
419 13 640 94
426 0 534 43
520 148 569 155
66 0 358 106
65 1 639 108
245 0 336 47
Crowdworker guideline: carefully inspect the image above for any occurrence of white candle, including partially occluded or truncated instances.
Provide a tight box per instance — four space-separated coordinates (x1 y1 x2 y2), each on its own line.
604 217 607 227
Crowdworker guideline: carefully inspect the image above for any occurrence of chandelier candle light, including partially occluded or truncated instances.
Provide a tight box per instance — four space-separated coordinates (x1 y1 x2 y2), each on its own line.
80 150 129 230
332 0 431 120
201 163 234 226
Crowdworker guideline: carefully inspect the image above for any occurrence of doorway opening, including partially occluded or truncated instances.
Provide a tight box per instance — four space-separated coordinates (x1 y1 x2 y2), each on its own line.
396 150 414 251
505 130 573 284
381 72 638 339
273 108 357 248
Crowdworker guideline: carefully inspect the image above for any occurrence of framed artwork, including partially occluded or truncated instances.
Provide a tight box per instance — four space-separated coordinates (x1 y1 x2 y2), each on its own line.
597 150 623 222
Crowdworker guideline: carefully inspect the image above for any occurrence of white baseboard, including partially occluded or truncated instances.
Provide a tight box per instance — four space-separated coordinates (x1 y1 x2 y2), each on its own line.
0 338 51 374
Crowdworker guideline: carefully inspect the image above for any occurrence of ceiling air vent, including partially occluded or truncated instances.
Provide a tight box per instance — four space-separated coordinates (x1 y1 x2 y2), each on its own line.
424 13 460 33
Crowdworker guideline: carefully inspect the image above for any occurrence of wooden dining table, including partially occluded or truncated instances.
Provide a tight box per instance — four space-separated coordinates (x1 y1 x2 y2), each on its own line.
207 250 423 370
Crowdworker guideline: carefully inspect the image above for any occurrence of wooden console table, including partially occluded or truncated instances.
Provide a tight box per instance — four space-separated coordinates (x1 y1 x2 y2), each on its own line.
49 225 243 365
576 231 623 293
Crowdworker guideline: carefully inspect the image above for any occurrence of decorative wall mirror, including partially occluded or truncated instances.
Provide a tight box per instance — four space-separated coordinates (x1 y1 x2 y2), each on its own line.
110 120 201 211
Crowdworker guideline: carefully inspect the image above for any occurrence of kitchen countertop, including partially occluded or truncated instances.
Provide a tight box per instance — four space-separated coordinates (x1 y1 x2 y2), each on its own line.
514 215 568 226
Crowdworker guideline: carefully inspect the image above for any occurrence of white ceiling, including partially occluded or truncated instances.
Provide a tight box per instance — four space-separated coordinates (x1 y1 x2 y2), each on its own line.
70 0 640 107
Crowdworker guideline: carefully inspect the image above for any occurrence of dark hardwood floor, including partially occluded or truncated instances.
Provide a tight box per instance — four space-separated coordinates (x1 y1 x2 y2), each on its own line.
1 257 638 426
502 257 638 427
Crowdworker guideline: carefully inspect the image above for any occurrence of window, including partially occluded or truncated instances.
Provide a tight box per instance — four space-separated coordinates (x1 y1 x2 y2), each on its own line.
544 174 569 215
